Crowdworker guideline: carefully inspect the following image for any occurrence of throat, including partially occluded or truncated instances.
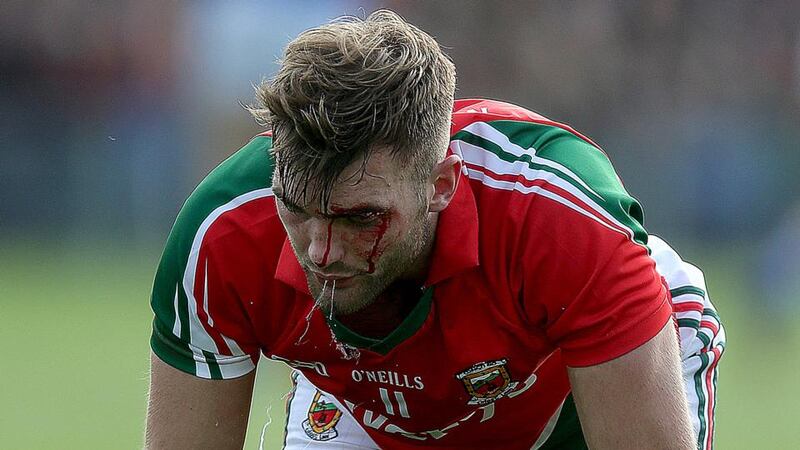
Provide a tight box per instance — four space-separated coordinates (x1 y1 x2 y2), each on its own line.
335 282 423 340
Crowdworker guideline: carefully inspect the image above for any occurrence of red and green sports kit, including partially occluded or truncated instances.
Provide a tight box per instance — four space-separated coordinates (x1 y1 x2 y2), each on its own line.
150 99 724 449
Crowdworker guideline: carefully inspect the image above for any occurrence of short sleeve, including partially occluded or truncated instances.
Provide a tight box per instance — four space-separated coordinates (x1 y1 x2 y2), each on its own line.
508 123 672 367
540 236 673 367
150 233 259 379
150 136 275 379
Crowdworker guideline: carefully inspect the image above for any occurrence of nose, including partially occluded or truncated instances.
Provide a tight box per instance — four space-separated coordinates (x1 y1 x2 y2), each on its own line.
307 219 343 268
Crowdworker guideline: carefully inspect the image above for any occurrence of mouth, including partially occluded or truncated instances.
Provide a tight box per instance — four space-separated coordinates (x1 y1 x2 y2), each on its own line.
310 271 357 287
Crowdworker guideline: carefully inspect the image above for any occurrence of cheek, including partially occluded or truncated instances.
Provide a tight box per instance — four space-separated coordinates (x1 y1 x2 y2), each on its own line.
352 216 395 272
339 228 383 254
277 213 315 251
278 214 303 238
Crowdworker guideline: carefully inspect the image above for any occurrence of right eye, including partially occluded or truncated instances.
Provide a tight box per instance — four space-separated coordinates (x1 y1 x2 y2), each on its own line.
283 202 304 214
345 212 382 227
276 196 306 217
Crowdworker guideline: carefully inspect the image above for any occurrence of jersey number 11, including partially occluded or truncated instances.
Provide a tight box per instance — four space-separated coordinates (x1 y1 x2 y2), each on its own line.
379 388 411 418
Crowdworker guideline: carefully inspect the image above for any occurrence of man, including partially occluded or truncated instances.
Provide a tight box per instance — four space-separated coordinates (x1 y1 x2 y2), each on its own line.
146 10 724 449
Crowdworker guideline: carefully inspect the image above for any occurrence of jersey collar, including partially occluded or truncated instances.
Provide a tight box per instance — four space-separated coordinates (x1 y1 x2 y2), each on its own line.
275 238 311 295
422 171 480 287
274 173 479 293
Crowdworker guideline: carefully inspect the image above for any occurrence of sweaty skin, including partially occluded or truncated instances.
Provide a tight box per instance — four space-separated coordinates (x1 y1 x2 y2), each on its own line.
568 322 695 450
145 353 255 450
366 215 391 273
321 220 333 267
274 151 460 317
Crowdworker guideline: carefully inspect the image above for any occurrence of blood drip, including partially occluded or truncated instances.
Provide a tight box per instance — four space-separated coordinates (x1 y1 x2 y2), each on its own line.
366 215 391 273
320 220 333 266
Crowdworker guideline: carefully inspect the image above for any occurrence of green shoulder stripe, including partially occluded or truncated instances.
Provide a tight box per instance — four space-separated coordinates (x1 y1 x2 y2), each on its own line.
150 135 274 377
670 286 707 299
453 120 648 247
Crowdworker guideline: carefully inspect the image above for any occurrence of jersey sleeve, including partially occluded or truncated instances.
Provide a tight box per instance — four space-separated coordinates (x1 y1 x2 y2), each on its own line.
507 122 673 367
537 232 672 367
647 235 725 450
150 135 274 379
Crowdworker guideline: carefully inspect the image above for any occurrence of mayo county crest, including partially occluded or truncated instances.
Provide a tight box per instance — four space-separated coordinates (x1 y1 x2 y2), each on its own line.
456 359 519 405
302 390 342 441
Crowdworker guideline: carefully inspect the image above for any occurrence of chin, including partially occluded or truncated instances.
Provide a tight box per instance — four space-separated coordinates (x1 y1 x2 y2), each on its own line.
332 298 372 315
324 291 376 316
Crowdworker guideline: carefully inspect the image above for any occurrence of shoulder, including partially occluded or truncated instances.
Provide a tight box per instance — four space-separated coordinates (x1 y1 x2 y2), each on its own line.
449 98 648 250
150 133 280 379
449 99 653 299
156 133 282 286
181 132 276 230
175 133 276 240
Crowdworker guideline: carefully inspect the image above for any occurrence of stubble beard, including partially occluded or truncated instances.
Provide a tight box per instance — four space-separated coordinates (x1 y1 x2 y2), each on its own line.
306 207 435 316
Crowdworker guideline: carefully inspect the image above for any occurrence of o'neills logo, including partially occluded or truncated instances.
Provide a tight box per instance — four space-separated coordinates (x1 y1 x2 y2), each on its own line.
455 358 519 406
351 369 425 390
302 390 342 442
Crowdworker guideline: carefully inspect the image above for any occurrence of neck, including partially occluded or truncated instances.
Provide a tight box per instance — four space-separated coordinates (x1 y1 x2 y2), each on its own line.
336 281 424 340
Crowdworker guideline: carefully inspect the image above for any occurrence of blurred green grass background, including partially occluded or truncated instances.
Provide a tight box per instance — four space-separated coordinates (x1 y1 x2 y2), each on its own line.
1 240 798 449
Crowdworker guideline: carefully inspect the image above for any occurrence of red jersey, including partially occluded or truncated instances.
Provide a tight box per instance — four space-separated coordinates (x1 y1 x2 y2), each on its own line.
150 99 673 448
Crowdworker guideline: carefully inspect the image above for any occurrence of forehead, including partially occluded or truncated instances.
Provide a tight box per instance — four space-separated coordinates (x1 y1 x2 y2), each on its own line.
330 149 405 199
274 147 410 208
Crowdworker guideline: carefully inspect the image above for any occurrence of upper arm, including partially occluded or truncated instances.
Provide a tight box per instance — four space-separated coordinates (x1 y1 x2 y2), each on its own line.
495 121 692 444
146 352 256 450
477 120 673 366
567 321 694 450
146 137 276 446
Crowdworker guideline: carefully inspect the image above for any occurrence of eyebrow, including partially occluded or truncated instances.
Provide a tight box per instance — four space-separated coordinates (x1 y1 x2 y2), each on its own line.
275 192 387 218
324 205 388 218
274 192 302 211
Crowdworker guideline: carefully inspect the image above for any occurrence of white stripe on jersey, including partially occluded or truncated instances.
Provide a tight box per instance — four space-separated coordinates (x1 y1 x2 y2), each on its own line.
649 235 725 449
531 397 566 450
171 283 181 337
285 371 379 449
203 260 213 327
649 235 712 357
182 187 273 378
463 165 630 240
451 129 639 245
459 121 603 199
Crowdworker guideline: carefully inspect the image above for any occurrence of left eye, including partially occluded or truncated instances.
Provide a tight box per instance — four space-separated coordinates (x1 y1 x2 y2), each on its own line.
347 213 381 226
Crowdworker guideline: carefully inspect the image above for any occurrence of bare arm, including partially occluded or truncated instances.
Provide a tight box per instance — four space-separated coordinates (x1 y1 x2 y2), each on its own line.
568 321 694 450
145 352 256 450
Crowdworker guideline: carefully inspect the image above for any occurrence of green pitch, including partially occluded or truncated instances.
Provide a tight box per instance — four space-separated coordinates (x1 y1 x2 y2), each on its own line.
0 239 797 448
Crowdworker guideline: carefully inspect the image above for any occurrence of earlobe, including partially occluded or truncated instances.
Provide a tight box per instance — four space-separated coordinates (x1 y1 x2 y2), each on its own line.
428 155 462 213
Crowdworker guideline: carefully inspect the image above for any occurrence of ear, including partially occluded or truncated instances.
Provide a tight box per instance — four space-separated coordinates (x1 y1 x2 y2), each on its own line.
427 154 462 213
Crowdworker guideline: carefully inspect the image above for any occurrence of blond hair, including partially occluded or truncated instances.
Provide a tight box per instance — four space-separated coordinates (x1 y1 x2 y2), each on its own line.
249 9 456 208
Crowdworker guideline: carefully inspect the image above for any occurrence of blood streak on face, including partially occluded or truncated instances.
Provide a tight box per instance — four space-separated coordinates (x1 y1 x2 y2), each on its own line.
366 215 391 273
320 220 333 266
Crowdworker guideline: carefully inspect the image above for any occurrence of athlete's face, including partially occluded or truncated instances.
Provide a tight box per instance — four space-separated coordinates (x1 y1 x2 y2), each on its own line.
274 149 454 315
